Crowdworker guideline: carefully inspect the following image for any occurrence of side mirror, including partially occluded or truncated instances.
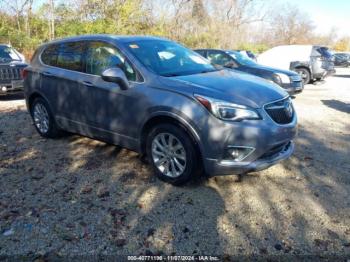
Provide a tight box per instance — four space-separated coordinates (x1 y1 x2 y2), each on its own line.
101 67 129 90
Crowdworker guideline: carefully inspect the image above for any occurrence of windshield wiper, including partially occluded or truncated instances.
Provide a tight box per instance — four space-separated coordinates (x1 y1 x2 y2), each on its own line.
161 73 182 77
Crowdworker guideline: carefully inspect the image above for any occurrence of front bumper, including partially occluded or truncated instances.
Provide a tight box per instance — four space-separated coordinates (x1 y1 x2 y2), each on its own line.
281 81 304 95
199 104 297 177
204 141 294 176
0 81 24 95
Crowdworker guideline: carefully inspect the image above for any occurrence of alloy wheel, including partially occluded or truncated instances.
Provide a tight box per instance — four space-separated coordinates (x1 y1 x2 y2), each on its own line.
33 103 50 134
151 132 187 178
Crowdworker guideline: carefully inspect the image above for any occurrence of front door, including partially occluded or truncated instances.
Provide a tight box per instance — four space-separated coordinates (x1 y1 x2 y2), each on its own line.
79 41 144 147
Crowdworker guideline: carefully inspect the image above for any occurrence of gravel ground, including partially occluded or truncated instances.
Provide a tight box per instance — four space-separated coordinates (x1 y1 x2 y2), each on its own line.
0 68 349 260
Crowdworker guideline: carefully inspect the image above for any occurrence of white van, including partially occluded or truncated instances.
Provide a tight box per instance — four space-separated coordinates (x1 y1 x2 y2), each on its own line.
257 45 335 84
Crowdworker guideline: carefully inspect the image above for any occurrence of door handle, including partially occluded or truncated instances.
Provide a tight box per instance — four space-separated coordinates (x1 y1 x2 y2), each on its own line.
42 71 52 76
82 81 94 87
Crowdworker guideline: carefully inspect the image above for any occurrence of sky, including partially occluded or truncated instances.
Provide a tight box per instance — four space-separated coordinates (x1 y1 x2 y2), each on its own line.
288 0 350 38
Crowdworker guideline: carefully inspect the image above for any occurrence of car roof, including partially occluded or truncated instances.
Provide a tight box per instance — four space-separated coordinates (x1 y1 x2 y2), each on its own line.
41 34 170 46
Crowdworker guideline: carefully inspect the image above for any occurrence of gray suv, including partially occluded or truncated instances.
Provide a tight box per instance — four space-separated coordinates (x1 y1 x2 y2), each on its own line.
24 35 297 185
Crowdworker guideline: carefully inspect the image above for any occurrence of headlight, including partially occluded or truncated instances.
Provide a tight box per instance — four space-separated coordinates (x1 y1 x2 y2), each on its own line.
194 95 261 121
274 73 291 84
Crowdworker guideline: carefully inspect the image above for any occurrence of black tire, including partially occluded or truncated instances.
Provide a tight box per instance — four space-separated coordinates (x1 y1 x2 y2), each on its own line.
295 67 311 84
30 97 60 138
146 123 199 185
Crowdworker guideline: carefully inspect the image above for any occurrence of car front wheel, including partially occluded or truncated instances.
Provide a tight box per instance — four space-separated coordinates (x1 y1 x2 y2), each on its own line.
146 124 199 185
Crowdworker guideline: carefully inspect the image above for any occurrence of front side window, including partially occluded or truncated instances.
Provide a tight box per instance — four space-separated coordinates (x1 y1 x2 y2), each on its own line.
124 40 218 77
56 42 85 72
0 46 21 63
85 41 138 82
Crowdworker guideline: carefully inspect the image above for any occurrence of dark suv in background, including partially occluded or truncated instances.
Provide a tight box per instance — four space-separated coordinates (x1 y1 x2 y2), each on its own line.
24 35 297 185
195 49 303 95
0 44 27 95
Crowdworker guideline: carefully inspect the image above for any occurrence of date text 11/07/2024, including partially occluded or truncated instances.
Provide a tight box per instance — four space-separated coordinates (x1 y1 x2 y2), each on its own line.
127 255 220 261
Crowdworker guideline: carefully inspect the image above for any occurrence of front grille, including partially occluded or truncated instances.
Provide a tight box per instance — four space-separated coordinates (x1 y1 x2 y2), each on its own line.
290 75 301 82
264 97 294 124
0 67 22 81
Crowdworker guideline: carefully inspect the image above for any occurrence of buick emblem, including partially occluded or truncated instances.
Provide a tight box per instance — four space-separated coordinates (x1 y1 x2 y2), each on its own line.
284 101 293 118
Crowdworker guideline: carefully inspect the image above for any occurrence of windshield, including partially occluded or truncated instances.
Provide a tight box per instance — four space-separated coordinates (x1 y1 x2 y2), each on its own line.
226 51 257 66
124 40 218 77
0 46 21 62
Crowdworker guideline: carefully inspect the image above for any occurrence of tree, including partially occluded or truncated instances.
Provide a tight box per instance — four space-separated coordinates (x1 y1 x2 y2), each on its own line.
266 4 315 45
333 37 350 51
192 0 207 24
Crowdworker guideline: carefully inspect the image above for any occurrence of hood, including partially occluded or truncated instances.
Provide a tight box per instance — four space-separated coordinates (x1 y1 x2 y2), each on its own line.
159 69 288 108
246 63 298 76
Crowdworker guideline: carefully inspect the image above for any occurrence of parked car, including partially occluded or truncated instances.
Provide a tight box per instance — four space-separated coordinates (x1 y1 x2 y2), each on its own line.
333 53 350 67
0 44 27 95
235 50 257 61
24 35 297 185
257 45 335 84
195 49 303 95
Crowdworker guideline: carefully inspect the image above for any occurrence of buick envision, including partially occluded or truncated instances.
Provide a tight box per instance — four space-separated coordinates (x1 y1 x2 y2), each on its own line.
24 35 297 185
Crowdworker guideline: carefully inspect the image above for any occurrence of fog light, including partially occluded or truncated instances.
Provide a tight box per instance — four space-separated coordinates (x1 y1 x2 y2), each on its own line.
1 86 7 92
224 146 255 162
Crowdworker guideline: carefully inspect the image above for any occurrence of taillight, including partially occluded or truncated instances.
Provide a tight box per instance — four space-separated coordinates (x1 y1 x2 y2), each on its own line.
21 68 29 79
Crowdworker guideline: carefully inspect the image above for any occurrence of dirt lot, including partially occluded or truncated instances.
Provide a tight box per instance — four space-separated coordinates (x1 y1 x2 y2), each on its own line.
0 68 349 260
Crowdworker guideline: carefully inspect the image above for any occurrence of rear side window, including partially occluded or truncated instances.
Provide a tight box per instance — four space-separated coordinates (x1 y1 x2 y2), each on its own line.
41 44 59 66
56 42 85 72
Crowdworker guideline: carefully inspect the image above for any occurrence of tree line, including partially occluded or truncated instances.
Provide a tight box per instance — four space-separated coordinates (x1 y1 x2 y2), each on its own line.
0 0 349 59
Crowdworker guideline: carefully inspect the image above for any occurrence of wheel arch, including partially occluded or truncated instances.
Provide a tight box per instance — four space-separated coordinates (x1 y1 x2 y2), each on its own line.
140 113 204 164
27 92 44 114
290 61 312 75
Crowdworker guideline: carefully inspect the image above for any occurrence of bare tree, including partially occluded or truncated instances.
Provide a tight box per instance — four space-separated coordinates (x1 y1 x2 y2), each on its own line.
266 4 315 45
0 0 32 31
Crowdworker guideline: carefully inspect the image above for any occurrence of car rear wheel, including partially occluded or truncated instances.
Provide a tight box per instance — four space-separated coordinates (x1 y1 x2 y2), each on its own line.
31 97 60 138
146 124 199 185
295 68 311 84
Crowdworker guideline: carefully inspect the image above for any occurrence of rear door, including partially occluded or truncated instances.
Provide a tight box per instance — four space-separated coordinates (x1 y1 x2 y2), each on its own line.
40 41 86 122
